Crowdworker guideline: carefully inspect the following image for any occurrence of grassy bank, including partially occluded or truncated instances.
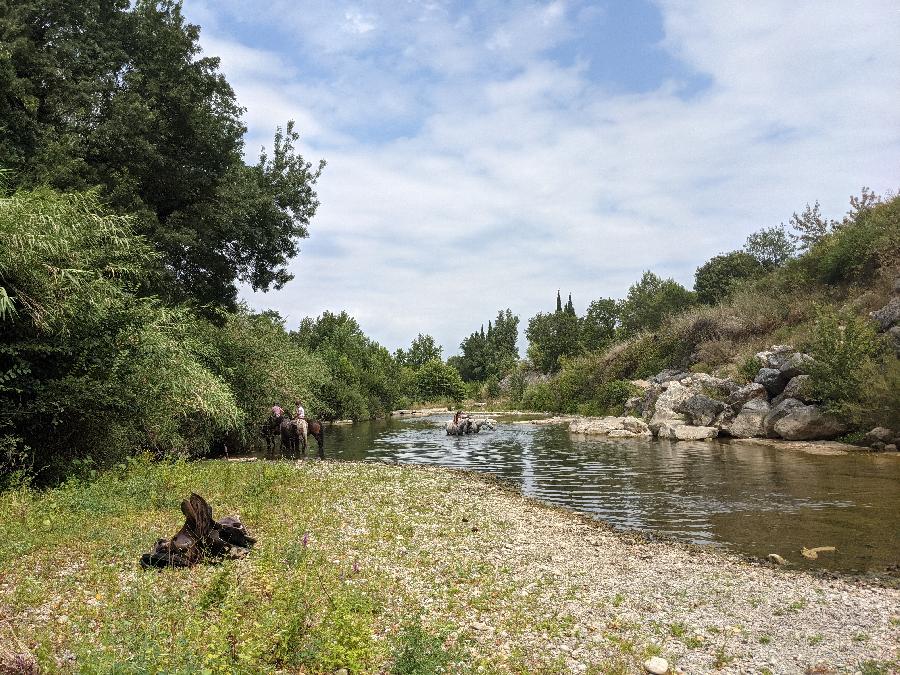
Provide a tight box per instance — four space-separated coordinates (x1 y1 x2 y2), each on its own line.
1 459 897 673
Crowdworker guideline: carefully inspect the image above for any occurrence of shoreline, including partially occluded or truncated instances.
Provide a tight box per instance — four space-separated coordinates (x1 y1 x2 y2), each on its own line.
2 460 897 673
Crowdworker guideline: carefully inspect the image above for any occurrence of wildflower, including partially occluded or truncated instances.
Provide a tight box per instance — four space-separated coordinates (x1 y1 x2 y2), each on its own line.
302 531 309 548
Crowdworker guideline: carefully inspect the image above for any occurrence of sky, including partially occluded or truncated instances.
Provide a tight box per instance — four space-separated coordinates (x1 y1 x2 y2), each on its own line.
182 0 900 356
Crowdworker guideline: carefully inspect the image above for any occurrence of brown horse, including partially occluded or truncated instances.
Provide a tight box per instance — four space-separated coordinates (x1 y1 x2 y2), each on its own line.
279 416 307 456
261 414 281 455
306 419 325 458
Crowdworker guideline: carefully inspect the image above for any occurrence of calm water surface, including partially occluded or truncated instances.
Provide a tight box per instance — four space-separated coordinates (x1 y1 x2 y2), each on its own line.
261 414 900 572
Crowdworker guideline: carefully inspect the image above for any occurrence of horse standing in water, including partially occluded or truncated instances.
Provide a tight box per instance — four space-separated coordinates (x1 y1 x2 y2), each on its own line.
306 420 325 458
280 416 308 456
261 414 281 456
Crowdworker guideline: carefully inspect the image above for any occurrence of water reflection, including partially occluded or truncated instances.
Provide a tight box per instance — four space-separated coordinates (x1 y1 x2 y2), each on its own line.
256 415 900 572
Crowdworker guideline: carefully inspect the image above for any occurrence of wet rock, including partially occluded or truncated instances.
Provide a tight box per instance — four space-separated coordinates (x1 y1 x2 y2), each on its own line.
608 429 640 439
864 427 895 445
570 417 627 434
871 441 886 451
779 353 815 379
885 444 898 452
773 405 847 441
644 656 669 674
726 382 768 408
725 398 771 438
870 296 900 331
754 367 787 396
764 398 805 437
671 425 718 441
676 394 725 426
767 553 788 565
622 417 651 435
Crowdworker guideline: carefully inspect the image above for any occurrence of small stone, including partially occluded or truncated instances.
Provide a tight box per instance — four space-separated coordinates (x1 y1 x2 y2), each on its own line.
644 656 669 674
767 553 788 565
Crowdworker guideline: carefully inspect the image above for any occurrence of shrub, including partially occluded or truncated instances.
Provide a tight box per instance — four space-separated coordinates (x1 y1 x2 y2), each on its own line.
391 618 461 674
415 360 466 404
694 251 765 305
804 307 880 415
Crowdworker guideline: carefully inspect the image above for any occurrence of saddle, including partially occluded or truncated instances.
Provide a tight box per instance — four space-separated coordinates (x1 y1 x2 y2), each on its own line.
140 493 256 569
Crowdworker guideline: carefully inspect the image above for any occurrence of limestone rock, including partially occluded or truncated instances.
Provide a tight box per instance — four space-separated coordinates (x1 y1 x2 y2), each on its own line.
644 656 669 674
570 417 625 434
648 381 692 433
726 398 771 438
754 367 787 396
681 372 739 398
767 553 788 565
608 429 639 438
672 425 718 441
676 394 725 426
774 375 814 405
726 382 767 408
764 398 805 437
870 296 900 331
773 405 847 441
622 417 651 435
755 345 795 369
650 370 691 385
779 353 815 379
885 444 898 452
864 427 895 445
623 395 644 418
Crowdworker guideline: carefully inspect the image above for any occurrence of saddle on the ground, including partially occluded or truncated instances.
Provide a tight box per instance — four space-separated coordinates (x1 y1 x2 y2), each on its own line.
140 493 256 569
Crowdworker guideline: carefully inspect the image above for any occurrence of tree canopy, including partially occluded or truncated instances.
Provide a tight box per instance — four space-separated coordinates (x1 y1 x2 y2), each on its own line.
0 0 323 307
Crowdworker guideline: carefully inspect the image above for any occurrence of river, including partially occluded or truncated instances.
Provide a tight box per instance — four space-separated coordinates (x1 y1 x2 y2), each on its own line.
253 413 900 573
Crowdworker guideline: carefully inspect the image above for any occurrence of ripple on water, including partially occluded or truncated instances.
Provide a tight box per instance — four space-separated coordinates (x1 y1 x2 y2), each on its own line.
254 415 900 572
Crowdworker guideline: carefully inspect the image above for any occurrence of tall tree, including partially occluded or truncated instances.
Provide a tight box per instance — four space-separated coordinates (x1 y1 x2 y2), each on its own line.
617 271 695 335
580 298 618 352
694 251 765 305
396 333 442 369
0 0 323 306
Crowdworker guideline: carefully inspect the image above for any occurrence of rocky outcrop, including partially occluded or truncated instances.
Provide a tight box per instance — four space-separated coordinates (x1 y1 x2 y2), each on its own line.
773 375 814 405
647 381 693 433
773 406 847 441
764 398 805 437
570 416 651 437
725 398 771 438
675 394 725 426
779 353 815 380
754 368 787 396
658 424 718 441
870 297 900 331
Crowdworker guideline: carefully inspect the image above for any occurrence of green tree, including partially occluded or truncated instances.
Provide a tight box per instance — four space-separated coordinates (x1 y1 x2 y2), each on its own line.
415 360 465 403
743 224 794 269
525 294 580 373
788 202 835 253
580 298 618 352
0 0 324 306
396 333 442 369
694 251 765 305
618 271 695 335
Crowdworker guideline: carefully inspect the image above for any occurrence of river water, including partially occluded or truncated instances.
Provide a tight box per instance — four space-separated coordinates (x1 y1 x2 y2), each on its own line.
256 414 900 573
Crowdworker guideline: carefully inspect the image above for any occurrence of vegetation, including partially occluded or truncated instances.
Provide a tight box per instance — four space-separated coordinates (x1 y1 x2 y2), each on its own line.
502 190 900 425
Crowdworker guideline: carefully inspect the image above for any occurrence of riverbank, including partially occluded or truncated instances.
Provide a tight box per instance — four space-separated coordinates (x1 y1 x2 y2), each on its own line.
1 460 897 673
517 414 897 455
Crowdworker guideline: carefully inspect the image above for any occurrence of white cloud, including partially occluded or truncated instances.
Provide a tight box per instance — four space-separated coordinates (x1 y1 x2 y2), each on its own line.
184 0 900 355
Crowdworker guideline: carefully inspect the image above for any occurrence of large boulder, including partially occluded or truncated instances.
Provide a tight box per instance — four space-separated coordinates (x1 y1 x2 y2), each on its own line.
863 427 895 446
754 367 787 396
672 425 718 441
782 374 813 403
779 353 815 380
870 297 900 331
727 382 768 408
675 394 726 426
773 405 847 440
648 381 692 433
764 398 805 437
724 398 771 438
681 372 739 398
622 417 651 435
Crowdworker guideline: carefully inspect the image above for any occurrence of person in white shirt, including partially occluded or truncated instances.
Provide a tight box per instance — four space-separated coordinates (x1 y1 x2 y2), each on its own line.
294 400 305 419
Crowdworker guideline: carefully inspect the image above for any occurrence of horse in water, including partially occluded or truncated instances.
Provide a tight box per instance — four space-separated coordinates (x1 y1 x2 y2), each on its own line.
280 416 308 456
261 414 281 455
306 419 325 458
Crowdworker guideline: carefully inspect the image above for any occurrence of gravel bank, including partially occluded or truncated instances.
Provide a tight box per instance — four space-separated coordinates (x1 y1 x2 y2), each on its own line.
323 462 899 673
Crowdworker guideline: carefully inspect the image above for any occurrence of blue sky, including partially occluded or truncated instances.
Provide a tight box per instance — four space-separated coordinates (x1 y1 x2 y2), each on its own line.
182 0 900 355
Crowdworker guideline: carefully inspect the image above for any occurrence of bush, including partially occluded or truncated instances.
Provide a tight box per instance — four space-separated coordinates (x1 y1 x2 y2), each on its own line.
415 360 466 404
694 251 765 305
804 308 881 415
